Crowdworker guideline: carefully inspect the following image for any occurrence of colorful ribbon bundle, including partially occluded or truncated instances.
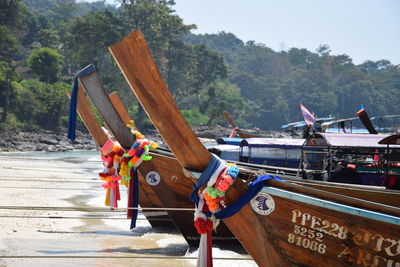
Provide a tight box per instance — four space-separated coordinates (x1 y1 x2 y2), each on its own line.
120 120 158 229
190 155 283 267
99 139 124 208
119 120 158 183
194 163 238 234
98 120 157 228
190 155 238 267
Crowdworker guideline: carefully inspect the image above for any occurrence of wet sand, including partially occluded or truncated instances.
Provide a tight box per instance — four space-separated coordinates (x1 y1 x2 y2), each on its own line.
0 151 256 266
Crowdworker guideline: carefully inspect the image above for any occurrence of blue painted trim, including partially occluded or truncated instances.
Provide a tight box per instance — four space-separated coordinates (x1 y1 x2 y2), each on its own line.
261 187 400 225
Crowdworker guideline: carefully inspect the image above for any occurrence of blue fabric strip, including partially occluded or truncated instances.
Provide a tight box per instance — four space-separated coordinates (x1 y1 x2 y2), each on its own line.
210 175 283 219
130 167 139 229
188 155 222 205
67 64 96 140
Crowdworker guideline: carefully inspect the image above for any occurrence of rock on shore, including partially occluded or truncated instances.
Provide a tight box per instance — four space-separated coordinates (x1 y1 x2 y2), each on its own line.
0 129 97 152
0 125 291 152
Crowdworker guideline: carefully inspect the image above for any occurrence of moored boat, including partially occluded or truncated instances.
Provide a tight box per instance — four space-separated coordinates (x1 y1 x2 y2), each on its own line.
109 30 400 266
68 84 173 229
75 67 237 247
302 133 400 188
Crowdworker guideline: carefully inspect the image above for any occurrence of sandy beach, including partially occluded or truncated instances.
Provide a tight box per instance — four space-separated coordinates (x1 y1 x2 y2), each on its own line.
0 151 256 267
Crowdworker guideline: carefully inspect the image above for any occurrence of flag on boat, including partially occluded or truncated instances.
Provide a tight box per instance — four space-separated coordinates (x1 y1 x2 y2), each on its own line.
300 103 316 126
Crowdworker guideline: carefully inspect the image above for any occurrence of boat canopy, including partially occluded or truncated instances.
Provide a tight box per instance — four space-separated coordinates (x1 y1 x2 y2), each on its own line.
240 138 305 149
216 137 243 145
304 133 400 148
378 134 400 145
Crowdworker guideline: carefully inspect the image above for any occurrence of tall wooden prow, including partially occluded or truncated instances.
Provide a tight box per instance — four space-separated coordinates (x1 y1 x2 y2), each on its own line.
109 30 287 266
109 32 211 172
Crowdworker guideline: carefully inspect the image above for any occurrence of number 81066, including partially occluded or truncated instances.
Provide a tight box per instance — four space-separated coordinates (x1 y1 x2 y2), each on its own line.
288 233 326 254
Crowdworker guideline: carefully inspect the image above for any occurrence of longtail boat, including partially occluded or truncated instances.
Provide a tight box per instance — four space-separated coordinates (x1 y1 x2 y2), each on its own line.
232 160 400 208
212 139 400 207
223 111 261 138
68 85 173 228
76 68 237 247
211 135 400 207
109 30 400 266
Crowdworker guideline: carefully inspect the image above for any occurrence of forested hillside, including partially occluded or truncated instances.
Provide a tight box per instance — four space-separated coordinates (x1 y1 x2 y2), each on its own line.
183 33 400 129
1 0 399 132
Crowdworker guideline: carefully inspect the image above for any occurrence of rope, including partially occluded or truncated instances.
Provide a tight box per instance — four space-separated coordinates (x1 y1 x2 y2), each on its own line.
2 174 99 180
0 206 195 212
0 255 253 260
0 215 156 220
0 186 120 191
0 178 103 184
1 166 92 174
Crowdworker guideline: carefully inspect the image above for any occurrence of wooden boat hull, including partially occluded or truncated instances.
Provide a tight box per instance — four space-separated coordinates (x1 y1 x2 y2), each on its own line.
230 161 400 208
77 71 237 246
108 30 400 266
140 151 239 246
222 180 400 266
70 83 173 229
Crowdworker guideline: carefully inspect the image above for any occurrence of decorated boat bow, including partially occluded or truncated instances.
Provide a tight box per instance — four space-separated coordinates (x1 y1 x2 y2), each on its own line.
109 30 400 267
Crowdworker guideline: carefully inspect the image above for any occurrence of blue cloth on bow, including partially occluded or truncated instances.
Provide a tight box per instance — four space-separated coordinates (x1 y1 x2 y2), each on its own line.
67 64 96 140
213 175 283 219
188 155 222 205
130 167 139 229
188 154 284 219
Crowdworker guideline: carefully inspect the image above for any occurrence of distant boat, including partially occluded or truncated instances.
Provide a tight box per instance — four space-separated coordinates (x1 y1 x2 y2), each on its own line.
223 111 261 138
303 132 400 188
108 30 400 267
212 137 304 168
215 132 400 189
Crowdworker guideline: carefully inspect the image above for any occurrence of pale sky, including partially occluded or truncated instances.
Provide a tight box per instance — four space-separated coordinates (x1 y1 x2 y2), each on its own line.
173 0 400 65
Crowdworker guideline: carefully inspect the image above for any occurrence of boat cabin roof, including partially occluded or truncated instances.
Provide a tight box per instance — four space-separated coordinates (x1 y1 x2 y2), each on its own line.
240 138 305 149
216 137 243 145
378 134 400 145
304 133 400 148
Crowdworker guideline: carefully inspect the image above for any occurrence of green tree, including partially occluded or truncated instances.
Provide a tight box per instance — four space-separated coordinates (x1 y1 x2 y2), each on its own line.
0 25 19 123
27 48 64 83
0 26 19 61
316 44 331 56
0 0 23 26
191 44 227 107
120 0 194 71
14 79 69 129
64 10 124 68
37 29 59 48
51 0 77 23
0 62 18 122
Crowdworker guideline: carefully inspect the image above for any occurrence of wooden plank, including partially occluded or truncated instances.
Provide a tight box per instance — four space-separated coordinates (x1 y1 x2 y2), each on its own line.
288 179 400 208
68 85 108 147
109 92 132 124
223 111 237 128
109 31 211 172
78 72 134 149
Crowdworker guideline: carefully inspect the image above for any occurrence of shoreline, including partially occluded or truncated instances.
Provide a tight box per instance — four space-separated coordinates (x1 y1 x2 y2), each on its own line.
0 125 291 153
0 151 256 266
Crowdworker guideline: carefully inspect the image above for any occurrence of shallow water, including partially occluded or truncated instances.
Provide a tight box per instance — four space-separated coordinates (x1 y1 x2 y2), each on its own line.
0 151 256 266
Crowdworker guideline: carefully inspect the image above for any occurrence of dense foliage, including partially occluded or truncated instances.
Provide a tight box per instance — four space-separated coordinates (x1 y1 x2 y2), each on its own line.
0 0 398 132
